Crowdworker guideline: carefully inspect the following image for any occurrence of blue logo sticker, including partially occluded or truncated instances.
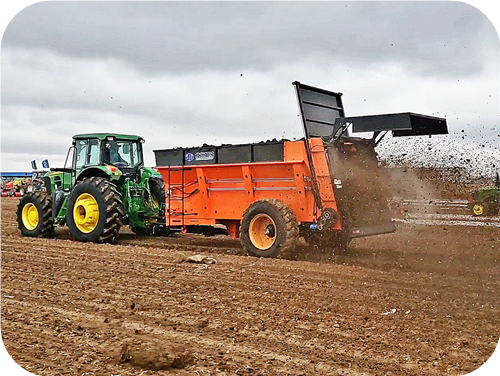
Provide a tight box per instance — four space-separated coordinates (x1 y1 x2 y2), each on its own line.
185 152 195 163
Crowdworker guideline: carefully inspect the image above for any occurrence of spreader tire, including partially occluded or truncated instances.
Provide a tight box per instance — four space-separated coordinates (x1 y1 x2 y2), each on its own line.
240 199 298 259
67 177 124 243
17 191 54 238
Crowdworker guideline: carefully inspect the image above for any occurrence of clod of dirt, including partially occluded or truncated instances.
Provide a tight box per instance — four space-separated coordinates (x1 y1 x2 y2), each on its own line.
118 338 195 370
198 318 209 328
381 308 397 315
182 254 217 264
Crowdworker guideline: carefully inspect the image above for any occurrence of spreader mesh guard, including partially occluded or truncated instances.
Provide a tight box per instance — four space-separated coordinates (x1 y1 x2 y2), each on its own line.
293 81 448 138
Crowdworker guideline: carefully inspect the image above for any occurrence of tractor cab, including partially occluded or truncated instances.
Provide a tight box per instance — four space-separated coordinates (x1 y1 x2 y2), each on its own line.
43 134 145 193
72 134 145 178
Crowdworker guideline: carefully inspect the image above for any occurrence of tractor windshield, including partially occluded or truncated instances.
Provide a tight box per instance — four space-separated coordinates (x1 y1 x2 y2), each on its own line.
103 140 143 168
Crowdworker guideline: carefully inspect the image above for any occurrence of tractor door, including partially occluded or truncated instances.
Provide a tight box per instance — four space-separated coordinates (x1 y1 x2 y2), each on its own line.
74 138 101 178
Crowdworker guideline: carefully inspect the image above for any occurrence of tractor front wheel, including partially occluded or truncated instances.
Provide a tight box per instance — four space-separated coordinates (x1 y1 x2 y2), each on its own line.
67 177 124 243
17 191 54 237
239 199 298 259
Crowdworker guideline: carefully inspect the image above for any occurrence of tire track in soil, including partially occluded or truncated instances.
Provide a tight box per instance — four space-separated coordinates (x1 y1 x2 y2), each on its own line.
0 239 446 371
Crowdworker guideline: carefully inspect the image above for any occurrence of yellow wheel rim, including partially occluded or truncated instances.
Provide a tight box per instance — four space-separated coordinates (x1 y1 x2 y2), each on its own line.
22 203 39 230
73 193 99 233
249 214 276 250
473 203 484 216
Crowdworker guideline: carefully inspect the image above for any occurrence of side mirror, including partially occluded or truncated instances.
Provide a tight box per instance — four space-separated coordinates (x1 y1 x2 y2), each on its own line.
122 143 130 154
42 159 50 169
31 160 37 170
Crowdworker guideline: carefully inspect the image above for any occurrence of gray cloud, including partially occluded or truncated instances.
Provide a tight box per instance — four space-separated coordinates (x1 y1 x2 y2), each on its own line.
1 1 499 173
3 2 497 76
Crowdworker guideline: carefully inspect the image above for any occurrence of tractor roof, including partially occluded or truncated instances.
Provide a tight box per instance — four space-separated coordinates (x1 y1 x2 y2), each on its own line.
73 133 143 141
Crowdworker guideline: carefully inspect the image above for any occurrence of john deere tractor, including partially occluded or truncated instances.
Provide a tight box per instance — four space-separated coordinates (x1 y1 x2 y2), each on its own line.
469 172 500 217
17 133 168 242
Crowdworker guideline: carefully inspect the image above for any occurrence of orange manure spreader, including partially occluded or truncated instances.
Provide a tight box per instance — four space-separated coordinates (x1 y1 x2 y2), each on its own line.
155 82 448 258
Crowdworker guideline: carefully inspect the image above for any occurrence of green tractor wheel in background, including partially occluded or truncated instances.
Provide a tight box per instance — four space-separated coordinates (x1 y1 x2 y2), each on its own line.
471 202 486 217
67 177 124 243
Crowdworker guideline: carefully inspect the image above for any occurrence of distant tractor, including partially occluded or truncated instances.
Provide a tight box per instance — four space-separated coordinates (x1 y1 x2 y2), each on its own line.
1 177 27 197
470 173 500 217
17 134 168 242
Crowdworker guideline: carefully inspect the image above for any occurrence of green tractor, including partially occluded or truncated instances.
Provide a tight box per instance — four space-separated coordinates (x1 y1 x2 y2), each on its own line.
17 133 168 242
469 172 500 217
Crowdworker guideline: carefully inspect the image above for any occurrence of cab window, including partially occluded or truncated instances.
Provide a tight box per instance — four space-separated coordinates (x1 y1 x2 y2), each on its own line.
75 139 100 169
104 140 142 168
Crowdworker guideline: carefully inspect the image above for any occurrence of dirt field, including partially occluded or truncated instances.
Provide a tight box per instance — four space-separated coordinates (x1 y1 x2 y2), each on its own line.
1 197 499 375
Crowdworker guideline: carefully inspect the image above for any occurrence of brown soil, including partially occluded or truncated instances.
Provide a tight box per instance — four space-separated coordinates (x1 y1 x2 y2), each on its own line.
1 197 499 375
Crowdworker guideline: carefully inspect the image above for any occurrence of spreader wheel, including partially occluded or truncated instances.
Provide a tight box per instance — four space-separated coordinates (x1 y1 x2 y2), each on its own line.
240 199 298 259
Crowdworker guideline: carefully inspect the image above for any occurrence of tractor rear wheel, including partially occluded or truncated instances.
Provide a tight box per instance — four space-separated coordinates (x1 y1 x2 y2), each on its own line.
149 177 165 208
131 177 166 237
239 199 298 259
17 191 54 237
67 177 124 243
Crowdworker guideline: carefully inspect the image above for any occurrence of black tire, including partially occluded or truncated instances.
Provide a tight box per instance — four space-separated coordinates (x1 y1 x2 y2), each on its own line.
239 199 298 259
303 207 351 254
130 178 166 237
131 177 166 237
149 177 165 205
17 191 54 237
67 177 124 243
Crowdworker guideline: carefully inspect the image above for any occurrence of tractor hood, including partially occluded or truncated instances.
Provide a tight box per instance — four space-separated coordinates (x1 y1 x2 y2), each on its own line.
293 81 448 140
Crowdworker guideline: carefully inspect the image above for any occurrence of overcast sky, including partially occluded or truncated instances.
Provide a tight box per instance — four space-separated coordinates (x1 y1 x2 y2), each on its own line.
1 1 499 177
